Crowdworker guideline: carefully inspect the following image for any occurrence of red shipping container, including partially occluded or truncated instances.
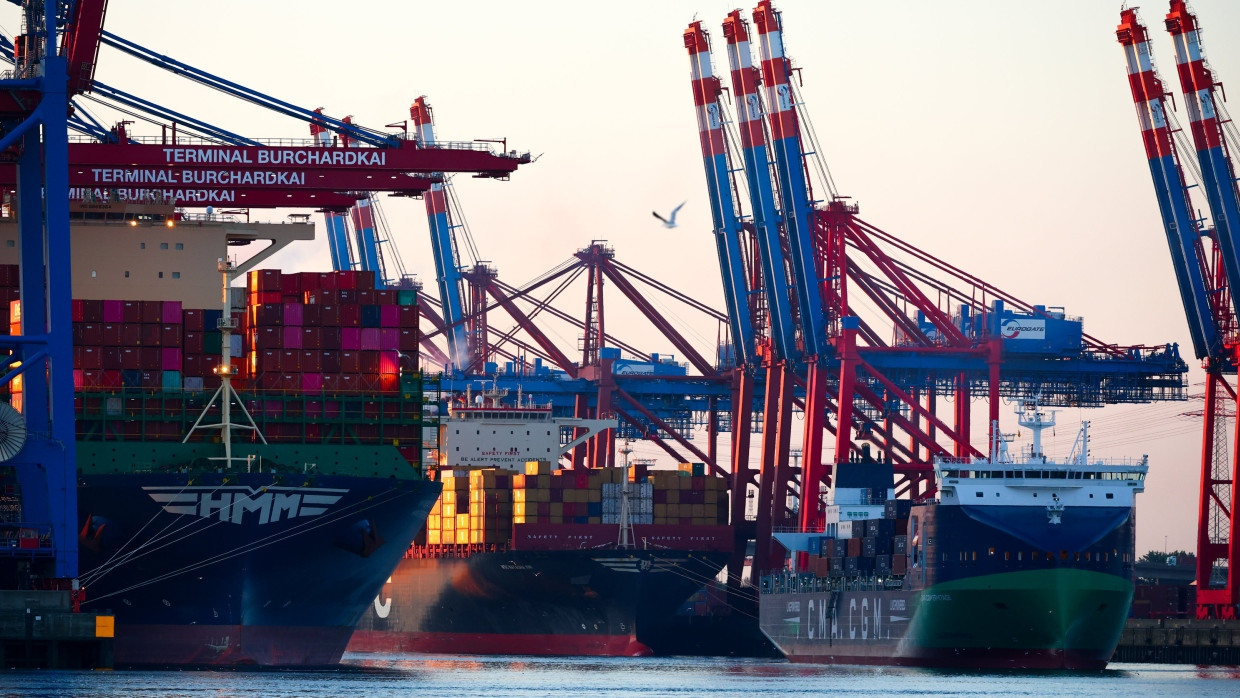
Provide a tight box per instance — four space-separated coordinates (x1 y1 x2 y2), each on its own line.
252 350 279 373
82 299 104 323
355 270 376 289
338 351 361 373
140 347 160 370
356 289 374 304
252 290 282 306
102 300 123 323
282 326 302 349
161 347 182 371
359 350 381 374
138 324 160 346
100 324 122 345
280 272 302 296
281 349 301 372
375 290 396 304
302 303 321 326
301 326 322 350
380 305 400 328
359 328 380 350
202 354 220 375
121 347 141 370
99 347 123 370
319 304 340 326
183 331 204 354
321 374 341 391
141 300 163 324
337 272 357 291
122 301 142 323
162 300 183 324
301 350 322 373
249 269 281 293
72 299 85 322
183 308 205 332
301 272 321 293
398 329 419 352
320 326 341 350
317 272 337 291
379 373 398 392
321 351 341 373
398 305 418 328
183 353 202 377
338 290 358 305
339 304 360 328
78 323 103 345
77 346 102 370
81 369 105 388
72 369 84 390
252 327 282 350
98 370 121 388
160 325 182 347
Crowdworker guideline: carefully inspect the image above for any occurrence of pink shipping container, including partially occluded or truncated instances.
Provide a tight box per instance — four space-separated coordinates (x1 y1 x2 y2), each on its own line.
341 328 361 351
161 300 182 323
380 305 400 327
102 300 123 323
72 299 84 322
301 373 323 392
359 328 380 350
73 369 84 389
379 328 399 351
283 302 303 326
161 348 182 371
282 326 302 349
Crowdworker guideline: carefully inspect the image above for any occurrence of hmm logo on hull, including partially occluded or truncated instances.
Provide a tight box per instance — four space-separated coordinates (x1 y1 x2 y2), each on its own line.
1001 318 1046 340
143 486 347 525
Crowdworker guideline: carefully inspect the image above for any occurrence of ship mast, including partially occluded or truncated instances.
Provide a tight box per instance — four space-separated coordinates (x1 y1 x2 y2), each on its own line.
183 257 267 467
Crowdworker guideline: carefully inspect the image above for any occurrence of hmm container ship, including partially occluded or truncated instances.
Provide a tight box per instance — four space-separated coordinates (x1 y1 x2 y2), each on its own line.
348 386 737 657
759 400 1145 669
1 215 442 667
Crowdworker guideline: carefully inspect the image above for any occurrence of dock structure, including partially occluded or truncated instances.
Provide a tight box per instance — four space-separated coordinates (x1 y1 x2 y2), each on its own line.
0 590 113 669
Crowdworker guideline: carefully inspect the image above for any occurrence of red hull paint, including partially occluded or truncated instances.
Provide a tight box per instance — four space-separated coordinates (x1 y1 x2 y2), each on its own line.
348 630 652 657
114 624 354 667
785 648 1107 671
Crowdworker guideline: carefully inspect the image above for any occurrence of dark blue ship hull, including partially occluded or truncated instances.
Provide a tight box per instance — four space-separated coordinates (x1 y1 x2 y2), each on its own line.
77 471 440 667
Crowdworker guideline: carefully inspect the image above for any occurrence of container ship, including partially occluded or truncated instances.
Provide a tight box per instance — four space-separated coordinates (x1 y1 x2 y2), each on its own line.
759 400 1146 669
0 213 442 667
348 387 736 656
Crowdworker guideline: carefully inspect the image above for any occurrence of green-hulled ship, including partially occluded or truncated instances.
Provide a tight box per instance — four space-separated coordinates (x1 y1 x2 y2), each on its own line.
759 400 1146 669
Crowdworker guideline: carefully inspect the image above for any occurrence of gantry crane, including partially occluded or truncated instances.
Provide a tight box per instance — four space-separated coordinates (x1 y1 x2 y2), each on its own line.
1118 2 1240 620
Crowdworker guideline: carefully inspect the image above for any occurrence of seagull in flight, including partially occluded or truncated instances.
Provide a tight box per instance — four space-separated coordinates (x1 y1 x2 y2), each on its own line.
653 201 686 229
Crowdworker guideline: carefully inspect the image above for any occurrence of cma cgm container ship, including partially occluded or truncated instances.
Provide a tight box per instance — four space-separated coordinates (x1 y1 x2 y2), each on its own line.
1 241 441 667
759 401 1145 669
349 387 735 656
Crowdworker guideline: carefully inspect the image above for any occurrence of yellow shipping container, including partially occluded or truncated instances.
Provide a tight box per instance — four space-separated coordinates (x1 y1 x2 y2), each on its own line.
654 503 667 517
427 514 441 529
667 490 679 505
587 489 601 503
430 500 441 515
692 504 705 517
550 502 563 517
678 462 693 474
442 517 455 531
678 475 692 490
655 517 668 526
456 513 470 529
513 488 528 503
707 476 724 490
549 515 563 524
455 529 470 545
427 529 442 545
588 516 601 524
533 488 551 502
705 490 718 504
537 474 551 488
525 460 552 476
442 503 456 518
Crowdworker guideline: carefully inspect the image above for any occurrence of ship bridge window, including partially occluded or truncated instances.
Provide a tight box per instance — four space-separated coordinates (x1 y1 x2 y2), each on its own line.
160 242 168 249
1106 493 1114 499
975 491 983 498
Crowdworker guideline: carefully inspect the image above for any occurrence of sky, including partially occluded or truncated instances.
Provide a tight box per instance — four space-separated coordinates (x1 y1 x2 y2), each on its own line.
8 0 1240 557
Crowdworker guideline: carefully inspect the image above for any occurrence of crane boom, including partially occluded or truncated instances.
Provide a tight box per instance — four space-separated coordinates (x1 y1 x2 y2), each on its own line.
411 97 470 370
1165 0 1240 317
752 0 824 360
721 10 797 361
682 22 755 369
1117 8 1219 360
310 108 355 272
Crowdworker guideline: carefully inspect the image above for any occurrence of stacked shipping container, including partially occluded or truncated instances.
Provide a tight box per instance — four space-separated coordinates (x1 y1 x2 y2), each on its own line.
805 498 913 579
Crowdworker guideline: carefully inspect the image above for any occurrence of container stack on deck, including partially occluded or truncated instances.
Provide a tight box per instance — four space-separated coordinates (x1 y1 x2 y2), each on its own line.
806 498 912 580
418 460 729 551
5 267 427 465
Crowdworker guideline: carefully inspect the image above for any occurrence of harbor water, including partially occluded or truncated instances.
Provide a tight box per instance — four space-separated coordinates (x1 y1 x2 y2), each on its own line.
3 655 1238 697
